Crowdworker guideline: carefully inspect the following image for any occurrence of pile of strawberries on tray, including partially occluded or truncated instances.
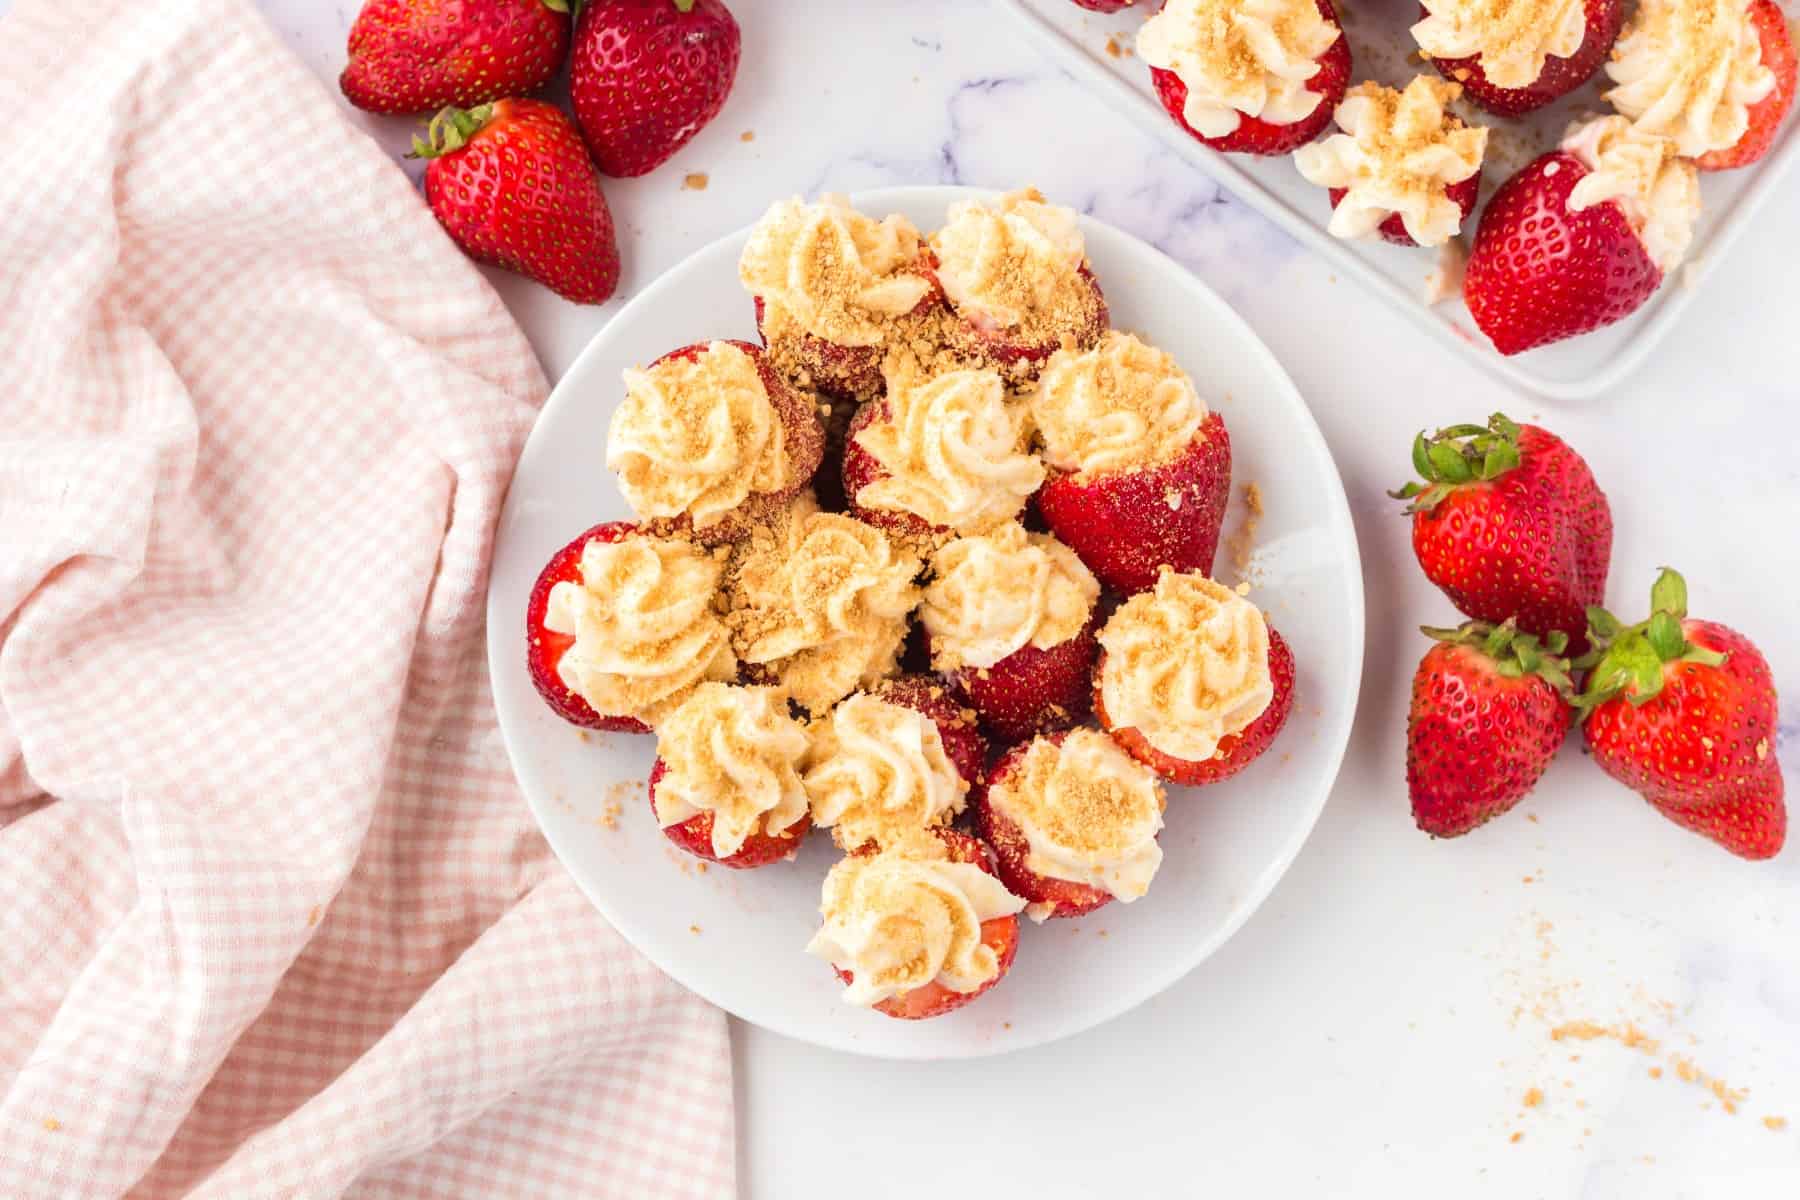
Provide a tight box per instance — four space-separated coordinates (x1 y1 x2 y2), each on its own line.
1079 0 1798 355
1396 414 1786 859
523 187 1300 1019
339 0 745 304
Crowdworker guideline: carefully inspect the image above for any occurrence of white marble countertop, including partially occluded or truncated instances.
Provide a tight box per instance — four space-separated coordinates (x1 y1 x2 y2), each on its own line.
148 0 1800 1194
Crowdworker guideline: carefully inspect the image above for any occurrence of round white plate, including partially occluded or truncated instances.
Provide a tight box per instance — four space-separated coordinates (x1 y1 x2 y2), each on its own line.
486 186 1365 1059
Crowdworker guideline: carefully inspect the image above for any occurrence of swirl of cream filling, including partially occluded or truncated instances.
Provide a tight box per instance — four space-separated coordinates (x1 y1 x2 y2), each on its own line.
1098 571 1274 763
852 365 1044 533
1412 0 1588 90
738 195 932 347
1293 78 1488 247
919 522 1098 671
1138 0 1343 137
607 341 792 531
803 693 968 850
805 838 1026 1007
652 683 811 858
929 189 1088 333
989 730 1166 917
1604 0 1777 159
1030 331 1208 480
1561 116 1701 274
724 495 922 713
543 533 737 725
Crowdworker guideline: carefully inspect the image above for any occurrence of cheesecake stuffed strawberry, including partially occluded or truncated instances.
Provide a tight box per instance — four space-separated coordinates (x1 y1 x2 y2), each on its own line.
1605 0 1795 171
1139 0 1351 156
722 493 922 716
974 728 1166 922
1095 570 1295 785
526 522 737 731
802 685 985 853
808 828 1026 1020
1030 331 1231 594
649 683 812 868
1293 77 1489 247
607 340 825 543
1578 569 1786 860
1413 0 1623 116
841 358 1044 542
1465 116 1700 355
739 195 942 402
918 522 1102 742
928 190 1108 378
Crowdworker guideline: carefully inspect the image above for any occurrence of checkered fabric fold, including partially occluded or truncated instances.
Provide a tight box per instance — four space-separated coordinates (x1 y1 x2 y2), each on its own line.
0 1 735 1195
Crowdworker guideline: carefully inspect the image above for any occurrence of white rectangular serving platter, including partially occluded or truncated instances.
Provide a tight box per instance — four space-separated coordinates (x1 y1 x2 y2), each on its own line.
998 0 1800 400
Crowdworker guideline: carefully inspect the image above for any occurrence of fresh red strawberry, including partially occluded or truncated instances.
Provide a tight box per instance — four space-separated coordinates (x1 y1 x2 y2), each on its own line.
1071 0 1137 11
1463 150 1662 354
341 0 571 114
526 521 651 733
414 100 621 304
1407 621 1574 837
973 731 1115 921
832 829 1020 1020
870 675 990 792
1393 414 1612 656
1420 0 1622 117
1696 0 1797 171
930 616 1100 745
570 0 741 178
649 759 810 868
1098 626 1296 786
1149 0 1350 156
1578 569 1786 860
638 340 825 543
1038 411 1231 595
1327 172 1481 248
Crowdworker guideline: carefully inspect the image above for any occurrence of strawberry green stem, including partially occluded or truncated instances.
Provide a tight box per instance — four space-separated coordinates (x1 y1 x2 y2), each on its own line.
406 104 496 160
1390 412 1523 514
1421 618 1574 695
1574 568 1727 711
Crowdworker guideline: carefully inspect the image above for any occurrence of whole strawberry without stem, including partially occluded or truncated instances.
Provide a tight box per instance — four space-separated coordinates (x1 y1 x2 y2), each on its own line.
1393 413 1611 656
1578 569 1786 861
570 0 741 178
1408 620 1573 837
413 100 621 304
342 0 571 115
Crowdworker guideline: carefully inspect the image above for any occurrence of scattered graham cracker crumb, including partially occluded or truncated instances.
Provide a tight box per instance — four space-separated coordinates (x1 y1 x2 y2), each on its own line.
306 906 320 927
683 172 709 191
1526 813 1539 823
1105 34 1123 57
1550 1020 1609 1042
1509 1131 1523 1144
1225 483 1263 576
1764 1116 1788 1131
1650 1066 1663 1079
740 130 755 142
1003 1021 1012 1030
1523 1087 1543 1108
695 862 709 874
577 730 590 742
43 1117 60 1132
689 924 702 934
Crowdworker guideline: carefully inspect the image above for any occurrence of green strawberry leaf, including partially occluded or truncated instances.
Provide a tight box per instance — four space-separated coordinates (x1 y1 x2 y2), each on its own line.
1428 441 1474 484
1650 567 1688 619
1646 611 1685 660
1411 432 1432 481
